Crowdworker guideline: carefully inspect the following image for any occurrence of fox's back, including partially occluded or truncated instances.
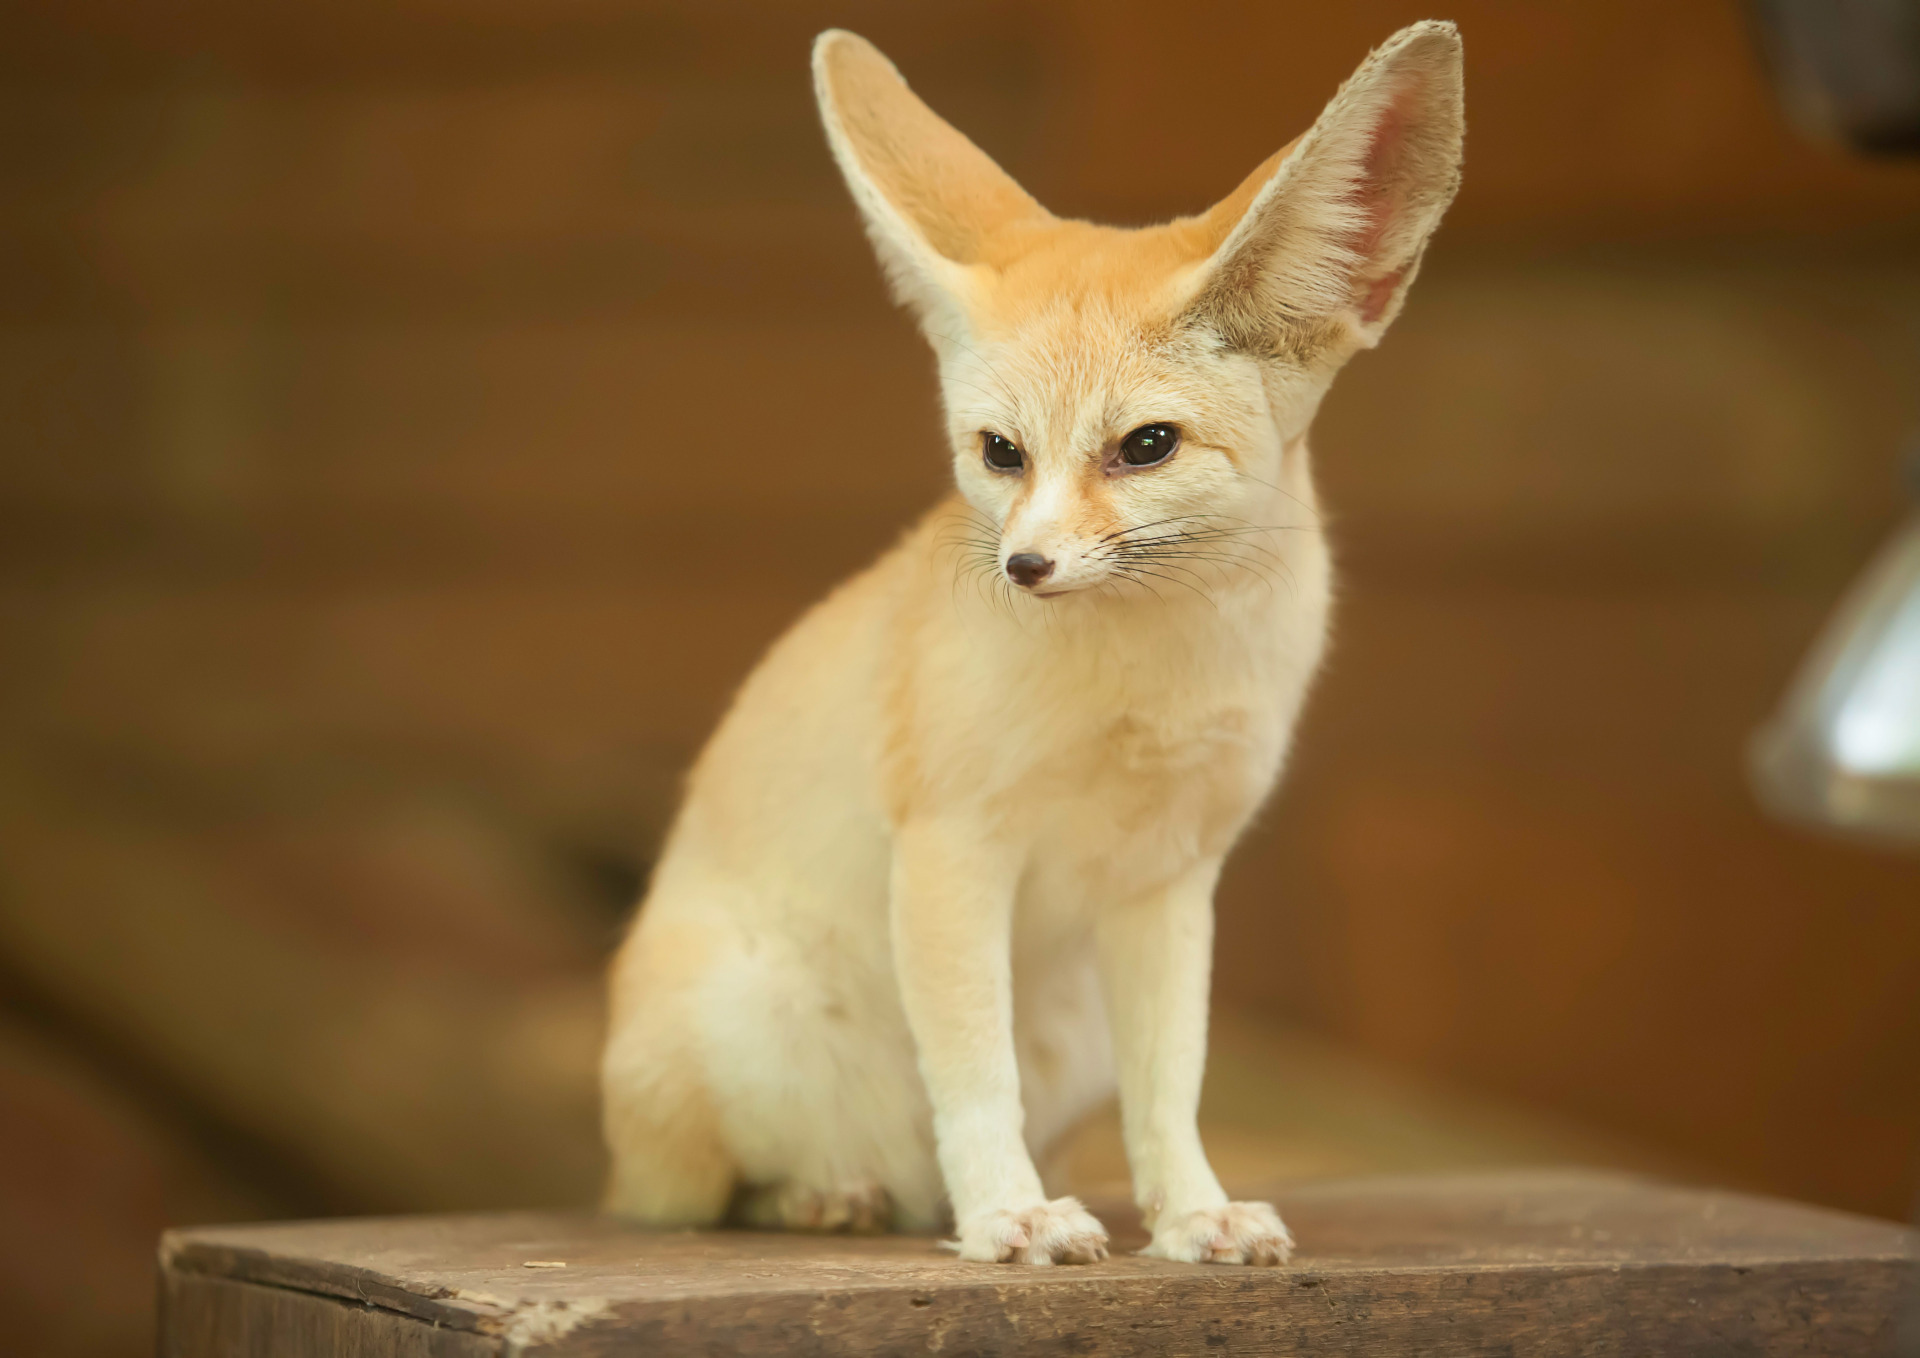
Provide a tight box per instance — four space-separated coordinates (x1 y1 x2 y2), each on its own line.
636 515 904 944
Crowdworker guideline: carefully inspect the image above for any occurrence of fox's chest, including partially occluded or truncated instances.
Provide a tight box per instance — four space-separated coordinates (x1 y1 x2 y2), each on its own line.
1007 602 1319 906
1020 690 1287 896
1102 704 1267 775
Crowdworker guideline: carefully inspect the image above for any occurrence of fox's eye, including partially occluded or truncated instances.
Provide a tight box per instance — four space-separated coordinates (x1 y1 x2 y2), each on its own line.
982 432 1024 472
1119 423 1180 468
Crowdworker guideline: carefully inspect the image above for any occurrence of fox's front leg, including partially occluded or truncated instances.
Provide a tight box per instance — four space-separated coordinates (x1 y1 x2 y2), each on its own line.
1096 858 1292 1266
890 821 1108 1265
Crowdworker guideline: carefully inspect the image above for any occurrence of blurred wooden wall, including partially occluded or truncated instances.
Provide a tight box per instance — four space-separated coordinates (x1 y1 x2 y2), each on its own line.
3 0 1919 1222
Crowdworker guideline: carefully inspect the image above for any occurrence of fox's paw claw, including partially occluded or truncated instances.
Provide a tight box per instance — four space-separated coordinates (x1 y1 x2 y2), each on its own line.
956 1196 1109 1264
1145 1201 1292 1266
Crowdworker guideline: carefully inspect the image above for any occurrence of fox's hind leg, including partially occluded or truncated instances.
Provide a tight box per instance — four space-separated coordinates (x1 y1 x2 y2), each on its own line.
601 1041 734 1224
601 925 736 1225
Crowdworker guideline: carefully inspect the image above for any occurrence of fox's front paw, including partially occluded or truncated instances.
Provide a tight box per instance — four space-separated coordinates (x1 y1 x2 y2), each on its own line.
956 1196 1109 1264
1145 1201 1293 1266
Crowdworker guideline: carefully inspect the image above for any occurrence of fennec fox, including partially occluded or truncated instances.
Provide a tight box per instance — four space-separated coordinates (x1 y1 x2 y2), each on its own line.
604 23 1463 1265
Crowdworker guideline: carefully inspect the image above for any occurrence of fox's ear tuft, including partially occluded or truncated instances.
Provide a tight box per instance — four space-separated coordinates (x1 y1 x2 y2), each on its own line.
813 30 1049 335
1186 20 1464 356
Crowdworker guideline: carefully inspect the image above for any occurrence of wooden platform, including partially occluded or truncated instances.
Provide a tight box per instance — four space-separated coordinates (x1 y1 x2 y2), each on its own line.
158 1170 1915 1356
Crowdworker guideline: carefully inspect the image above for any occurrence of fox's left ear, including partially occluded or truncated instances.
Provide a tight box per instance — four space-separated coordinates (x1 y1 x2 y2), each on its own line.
1186 21 1464 355
813 30 1050 338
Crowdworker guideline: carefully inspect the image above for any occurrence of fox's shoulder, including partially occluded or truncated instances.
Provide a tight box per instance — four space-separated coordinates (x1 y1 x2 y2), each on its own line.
734 493 970 685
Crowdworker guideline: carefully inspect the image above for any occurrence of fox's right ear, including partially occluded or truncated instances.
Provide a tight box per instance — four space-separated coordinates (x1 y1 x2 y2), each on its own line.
813 30 1049 337
1184 21 1465 357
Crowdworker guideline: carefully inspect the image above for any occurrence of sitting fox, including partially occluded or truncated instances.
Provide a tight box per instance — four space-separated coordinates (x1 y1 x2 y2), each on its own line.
603 23 1464 1266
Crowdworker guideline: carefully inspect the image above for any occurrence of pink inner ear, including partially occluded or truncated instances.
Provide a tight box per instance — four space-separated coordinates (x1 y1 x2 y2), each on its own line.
1356 265 1408 325
1349 77 1420 315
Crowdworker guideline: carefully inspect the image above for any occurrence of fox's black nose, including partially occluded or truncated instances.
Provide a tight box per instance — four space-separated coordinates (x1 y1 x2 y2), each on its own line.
1005 553 1055 588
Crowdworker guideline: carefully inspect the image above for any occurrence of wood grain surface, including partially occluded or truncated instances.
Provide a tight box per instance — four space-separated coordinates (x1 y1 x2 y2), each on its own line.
158 1169 1917 1356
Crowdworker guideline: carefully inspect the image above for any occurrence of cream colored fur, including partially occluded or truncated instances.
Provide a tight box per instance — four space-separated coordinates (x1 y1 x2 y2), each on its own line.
602 22 1464 1265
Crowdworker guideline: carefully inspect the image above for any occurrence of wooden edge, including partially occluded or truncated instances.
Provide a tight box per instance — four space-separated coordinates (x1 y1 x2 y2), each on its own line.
160 1235 501 1335
619 1257 1915 1348
159 1272 502 1358
157 1254 1918 1357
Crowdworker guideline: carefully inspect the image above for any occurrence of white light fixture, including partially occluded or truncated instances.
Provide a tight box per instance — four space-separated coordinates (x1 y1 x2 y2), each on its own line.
1752 502 1920 846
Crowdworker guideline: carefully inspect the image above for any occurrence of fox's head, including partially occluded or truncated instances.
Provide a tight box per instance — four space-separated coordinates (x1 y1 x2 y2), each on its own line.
814 24 1463 600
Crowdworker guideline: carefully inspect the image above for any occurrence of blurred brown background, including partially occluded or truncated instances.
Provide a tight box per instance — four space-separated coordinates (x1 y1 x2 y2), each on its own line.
3 1 1919 1354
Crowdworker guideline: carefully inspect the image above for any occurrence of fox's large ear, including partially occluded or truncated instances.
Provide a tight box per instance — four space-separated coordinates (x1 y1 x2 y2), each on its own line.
1186 21 1464 356
813 30 1049 334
